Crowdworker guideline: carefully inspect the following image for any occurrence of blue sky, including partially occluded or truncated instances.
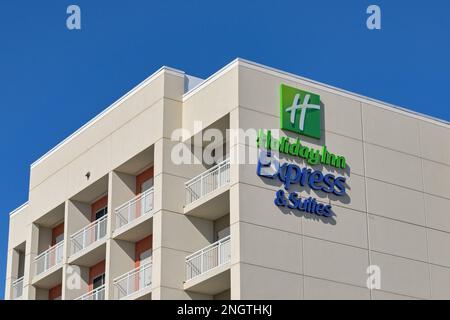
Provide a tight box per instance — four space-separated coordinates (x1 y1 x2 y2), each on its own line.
0 1 449 298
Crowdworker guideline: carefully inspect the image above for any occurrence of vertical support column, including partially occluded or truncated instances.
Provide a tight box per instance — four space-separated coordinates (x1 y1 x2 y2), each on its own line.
228 107 241 300
61 200 70 300
151 138 214 300
5 205 29 300
150 69 216 300
4 248 19 300
63 200 91 300
108 239 136 299
110 171 137 231
106 171 137 299
22 223 39 299
104 172 114 300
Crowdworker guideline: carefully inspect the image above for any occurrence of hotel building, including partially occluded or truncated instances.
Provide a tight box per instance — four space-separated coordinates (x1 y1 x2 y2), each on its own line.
5 58 450 300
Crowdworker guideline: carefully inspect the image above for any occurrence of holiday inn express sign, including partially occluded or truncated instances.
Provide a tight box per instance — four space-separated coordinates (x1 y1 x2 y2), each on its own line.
256 84 349 218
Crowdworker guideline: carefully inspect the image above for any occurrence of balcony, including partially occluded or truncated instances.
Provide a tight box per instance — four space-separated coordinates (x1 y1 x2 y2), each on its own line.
186 159 230 205
11 277 24 299
75 285 105 300
113 262 152 299
35 241 64 276
184 159 230 219
115 188 154 230
70 215 107 255
186 235 231 280
32 240 64 288
184 236 231 295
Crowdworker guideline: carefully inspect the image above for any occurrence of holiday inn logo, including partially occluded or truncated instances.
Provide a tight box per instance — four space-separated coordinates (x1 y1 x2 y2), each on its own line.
280 84 321 139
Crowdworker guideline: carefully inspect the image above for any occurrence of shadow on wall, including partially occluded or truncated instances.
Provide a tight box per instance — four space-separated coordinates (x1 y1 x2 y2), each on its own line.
256 165 351 202
276 204 337 226
257 173 350 225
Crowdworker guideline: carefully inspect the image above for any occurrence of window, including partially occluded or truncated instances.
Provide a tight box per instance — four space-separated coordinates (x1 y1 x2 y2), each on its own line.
93 273 105 289
55 233 64 244
92 273 105 300
94 207 108 239
141 179 153 193
95 207 108 220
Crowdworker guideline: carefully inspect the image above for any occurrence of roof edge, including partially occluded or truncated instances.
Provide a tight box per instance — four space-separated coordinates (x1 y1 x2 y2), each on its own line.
182 58 240 99
29 58 449 172
237 58 450 127
30 66 185 169
9 202 29 217
184 57 449 127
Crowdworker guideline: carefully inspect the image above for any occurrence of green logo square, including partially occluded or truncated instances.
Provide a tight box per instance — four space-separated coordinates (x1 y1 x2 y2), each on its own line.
280 84 321 139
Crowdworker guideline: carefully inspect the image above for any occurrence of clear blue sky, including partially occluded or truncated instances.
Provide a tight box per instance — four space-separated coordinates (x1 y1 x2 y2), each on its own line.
0 1 449 298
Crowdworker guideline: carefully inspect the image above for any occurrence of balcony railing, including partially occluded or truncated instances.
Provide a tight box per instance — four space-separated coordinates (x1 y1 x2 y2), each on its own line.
75 284 105 300
186 235 231 281
113 262 152 299
11 276 24 299
185 158 230 205
35 240 64 275
70 215 108 255
115 188 154 230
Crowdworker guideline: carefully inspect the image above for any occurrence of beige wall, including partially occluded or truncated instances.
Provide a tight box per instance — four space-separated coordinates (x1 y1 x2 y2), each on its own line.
5 59 450 300
230 61 450 300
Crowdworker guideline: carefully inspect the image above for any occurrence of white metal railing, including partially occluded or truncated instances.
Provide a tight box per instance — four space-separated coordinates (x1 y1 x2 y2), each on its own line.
115 188 154 230
11 276 24 299
35 240 64 275
185 158 230 205
186 235 231 281
113 262 152 299
70 215 108 255
75 284 105 300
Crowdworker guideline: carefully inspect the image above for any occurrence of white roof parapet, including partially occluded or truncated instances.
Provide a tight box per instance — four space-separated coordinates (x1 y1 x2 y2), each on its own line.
9 202 29 217
29 58 450 172
30 66 186 169
238 58 450 127
184 57 450 127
